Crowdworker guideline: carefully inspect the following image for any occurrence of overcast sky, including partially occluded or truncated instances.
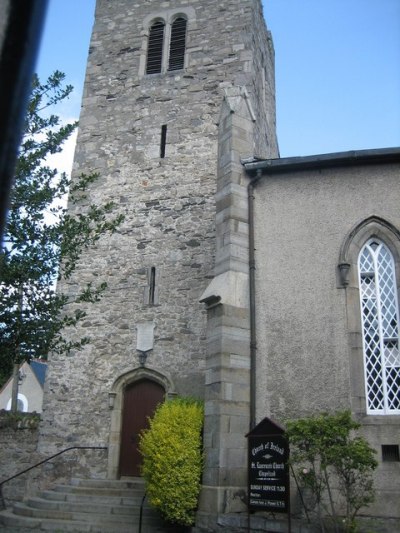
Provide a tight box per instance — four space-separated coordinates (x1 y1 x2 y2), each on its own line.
36 0 400 164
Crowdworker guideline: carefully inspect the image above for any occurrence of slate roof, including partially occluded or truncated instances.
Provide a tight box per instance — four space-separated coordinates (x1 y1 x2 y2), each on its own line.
30 361 47 387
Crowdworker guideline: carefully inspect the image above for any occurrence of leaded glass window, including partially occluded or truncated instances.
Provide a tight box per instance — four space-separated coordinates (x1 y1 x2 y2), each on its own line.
358 239 400 414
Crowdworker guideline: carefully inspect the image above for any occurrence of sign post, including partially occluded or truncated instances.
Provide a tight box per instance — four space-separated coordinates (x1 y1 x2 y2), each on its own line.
246 418 290 530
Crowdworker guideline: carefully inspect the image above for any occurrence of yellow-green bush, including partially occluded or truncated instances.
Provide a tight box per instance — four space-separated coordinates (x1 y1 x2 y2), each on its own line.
139 397 204 526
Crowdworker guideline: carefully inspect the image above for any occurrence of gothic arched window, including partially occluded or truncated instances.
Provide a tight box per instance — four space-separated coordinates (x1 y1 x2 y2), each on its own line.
358 238 400 414
168 17 187 71
146 20 165 74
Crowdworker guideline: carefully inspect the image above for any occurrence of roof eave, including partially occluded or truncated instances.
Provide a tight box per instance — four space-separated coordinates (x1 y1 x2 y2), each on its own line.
244 147 400 177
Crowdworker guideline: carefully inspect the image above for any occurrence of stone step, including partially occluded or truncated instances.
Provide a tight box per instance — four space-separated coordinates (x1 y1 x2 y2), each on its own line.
53 483 143 498
42 488 145 506
0 509 169 532
13 501 164 525
26 496 155 516
0 478 179 532
70 477 145 490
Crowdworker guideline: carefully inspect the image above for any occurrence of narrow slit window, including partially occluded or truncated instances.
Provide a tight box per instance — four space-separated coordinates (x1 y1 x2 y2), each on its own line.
146 21 165 74
160 125 167 158
168 17 187 71
149 267 156 305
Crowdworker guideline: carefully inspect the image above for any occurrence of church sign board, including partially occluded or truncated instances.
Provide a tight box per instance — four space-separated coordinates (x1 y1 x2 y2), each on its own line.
246 418 289 513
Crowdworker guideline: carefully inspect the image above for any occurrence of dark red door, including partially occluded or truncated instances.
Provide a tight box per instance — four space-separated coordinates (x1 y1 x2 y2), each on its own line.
119 379 164 477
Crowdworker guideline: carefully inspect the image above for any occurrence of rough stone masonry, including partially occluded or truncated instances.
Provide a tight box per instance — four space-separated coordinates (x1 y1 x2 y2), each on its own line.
36 0 278 509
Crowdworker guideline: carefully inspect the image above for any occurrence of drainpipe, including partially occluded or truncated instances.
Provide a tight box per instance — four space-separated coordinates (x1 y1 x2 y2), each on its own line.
247 169 262 429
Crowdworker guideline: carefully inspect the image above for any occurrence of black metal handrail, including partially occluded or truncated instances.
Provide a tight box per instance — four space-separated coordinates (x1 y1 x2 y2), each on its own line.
138 491 147 533
0 445 107 509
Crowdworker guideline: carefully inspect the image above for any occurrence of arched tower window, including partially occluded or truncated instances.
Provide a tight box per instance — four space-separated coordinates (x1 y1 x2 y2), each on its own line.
140 9 194 77
168 17 187 71
146 20 165 74
358 238 400 414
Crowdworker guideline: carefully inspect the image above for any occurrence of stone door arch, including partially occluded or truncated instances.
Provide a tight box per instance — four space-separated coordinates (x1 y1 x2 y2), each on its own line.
107 367 176 479
119 379 164 476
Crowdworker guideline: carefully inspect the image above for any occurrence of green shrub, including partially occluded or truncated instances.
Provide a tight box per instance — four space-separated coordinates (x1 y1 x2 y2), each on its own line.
139 397 204 526
0 409 40 430
286 410 378 533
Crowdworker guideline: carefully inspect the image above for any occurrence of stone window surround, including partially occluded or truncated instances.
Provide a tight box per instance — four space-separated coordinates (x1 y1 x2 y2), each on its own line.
338 215 400 422
139 6 196 77
143 266 160 306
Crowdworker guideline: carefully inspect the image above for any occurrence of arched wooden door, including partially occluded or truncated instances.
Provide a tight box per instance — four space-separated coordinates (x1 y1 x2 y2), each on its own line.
119 379 164 477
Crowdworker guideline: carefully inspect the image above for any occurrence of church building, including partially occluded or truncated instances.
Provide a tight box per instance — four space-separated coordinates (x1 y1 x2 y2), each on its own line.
17 0 400 530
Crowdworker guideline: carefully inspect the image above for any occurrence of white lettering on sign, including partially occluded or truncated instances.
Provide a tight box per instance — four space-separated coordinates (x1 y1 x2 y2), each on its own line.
249 499 285 508
252 441 285 457
270 442 284 455
256 462 284 469
252 444 264 456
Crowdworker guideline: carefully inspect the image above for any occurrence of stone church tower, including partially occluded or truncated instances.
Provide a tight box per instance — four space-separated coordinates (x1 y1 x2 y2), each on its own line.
39 0 278 527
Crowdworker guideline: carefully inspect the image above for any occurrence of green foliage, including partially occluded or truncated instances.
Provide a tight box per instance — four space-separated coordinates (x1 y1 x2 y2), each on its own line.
0 409 40 430
286 411 378 533
139 398 204 526
0 72 123 386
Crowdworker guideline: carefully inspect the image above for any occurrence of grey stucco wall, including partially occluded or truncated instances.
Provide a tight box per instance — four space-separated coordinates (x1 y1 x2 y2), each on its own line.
254 163 400 419
253 161 400 517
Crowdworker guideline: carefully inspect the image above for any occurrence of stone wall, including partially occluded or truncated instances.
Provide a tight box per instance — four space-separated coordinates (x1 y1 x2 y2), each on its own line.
0 414 40 506
0 413 108 507
250 1 278 158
